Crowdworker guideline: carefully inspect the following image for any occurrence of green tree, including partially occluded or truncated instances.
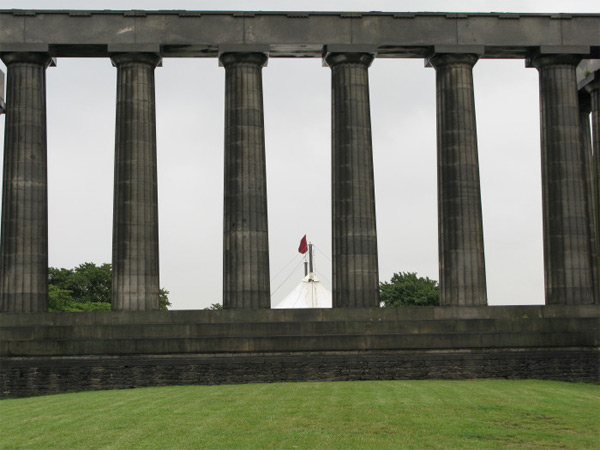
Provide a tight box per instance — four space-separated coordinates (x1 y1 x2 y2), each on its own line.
48 263 171 311
203 303 223 310
159 288 171 311
380 272 440 307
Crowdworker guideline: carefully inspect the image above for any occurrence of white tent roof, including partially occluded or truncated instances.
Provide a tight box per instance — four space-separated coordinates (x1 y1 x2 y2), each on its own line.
272 273 332 309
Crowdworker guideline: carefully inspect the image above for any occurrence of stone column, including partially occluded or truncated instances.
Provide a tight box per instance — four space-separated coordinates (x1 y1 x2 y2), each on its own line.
111 53 161 311
429 53 487 306
325 52 379 308
585 73 600 303
0 52 52 313
532 54 595 304
220 52 271 309
579 90 598 303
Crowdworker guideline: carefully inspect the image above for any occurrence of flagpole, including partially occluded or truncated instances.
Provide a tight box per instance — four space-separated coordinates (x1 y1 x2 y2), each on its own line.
308 243 314 277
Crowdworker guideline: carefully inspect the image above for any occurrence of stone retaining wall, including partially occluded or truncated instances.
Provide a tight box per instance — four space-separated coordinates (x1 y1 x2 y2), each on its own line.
1 306 598 398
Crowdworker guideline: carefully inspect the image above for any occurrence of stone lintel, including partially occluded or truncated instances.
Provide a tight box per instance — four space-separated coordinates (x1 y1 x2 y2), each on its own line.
107 43 161 54
0 43 50 53
539 45 592 55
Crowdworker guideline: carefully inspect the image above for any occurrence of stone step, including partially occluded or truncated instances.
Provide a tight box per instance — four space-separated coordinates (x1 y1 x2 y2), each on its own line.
1 305 598 327
2 330 597 357
1 317 597 341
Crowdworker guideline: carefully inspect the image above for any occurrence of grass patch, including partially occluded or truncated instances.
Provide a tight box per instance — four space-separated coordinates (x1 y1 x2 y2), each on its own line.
1 380 599 449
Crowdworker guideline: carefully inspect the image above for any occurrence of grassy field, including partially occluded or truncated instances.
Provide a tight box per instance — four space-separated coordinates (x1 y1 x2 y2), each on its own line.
1 380 599 449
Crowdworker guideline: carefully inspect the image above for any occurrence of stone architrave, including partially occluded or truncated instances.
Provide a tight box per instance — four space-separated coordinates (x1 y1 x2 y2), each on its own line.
0 52 52 313
429 53 488 306
585 73 600 303
532 54 595 304
220 52 271 309
325 52 380 308
111 53 161 311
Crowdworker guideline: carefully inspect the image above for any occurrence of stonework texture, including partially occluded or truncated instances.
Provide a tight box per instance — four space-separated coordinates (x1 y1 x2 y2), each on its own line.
533 55 595 305
579 92 599 304
221 53 271 309
2 349 597 399
586 77 600 304
0 53 52 313
1 305 598 398
111 53 161 311
430 53 488 306
326 53 380 308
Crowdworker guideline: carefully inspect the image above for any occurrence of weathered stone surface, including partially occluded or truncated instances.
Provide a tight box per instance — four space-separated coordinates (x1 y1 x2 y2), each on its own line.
1 305 598 397
326 52 379 308
221 52 271 309
0 11 597 58
2 348 597 399
579 90 599 304
429 53 487 306
533 54 595 305
585 73 600 304
111 53 161 311
0 52 52 313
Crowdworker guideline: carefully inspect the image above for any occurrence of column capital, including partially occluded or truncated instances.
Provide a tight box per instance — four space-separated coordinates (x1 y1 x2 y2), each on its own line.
528 53 582 70
427 53 478 69
1 52 53 67
325 52 374 68
219 52 268 68
583 71 600 94
110 52 162 68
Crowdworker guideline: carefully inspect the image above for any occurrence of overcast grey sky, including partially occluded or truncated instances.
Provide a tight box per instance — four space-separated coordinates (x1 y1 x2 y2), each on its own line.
0 1 598 309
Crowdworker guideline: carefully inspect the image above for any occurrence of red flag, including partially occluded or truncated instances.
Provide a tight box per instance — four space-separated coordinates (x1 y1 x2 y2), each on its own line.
298 235 308 254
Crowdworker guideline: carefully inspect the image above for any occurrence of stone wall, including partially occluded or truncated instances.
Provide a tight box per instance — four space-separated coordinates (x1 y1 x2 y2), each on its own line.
1 306 598 398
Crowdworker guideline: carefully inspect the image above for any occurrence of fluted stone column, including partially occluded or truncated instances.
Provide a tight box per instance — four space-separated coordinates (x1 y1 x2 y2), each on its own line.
579 90 599 303
532 54 595 304
429 53 488 306
325 52 379 308
0 52 52 313
111 53 161 311
585 73 600 303
220 52 270 309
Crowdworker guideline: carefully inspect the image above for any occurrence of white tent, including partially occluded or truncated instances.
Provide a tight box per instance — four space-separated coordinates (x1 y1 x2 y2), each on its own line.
272 240 332 309
272 272 332 309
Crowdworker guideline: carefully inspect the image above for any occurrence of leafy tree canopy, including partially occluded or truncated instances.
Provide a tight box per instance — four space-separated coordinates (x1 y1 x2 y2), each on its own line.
48 263 171 312
380 272 439 307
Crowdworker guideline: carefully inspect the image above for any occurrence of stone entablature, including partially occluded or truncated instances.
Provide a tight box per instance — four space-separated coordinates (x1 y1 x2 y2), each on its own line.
0 11 598 58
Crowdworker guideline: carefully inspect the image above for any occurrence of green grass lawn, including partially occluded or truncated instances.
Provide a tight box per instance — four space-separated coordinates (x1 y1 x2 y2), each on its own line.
1 380 599 449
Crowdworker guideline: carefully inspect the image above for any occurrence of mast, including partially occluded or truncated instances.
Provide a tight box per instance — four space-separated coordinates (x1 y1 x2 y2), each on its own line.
308 243 314 280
